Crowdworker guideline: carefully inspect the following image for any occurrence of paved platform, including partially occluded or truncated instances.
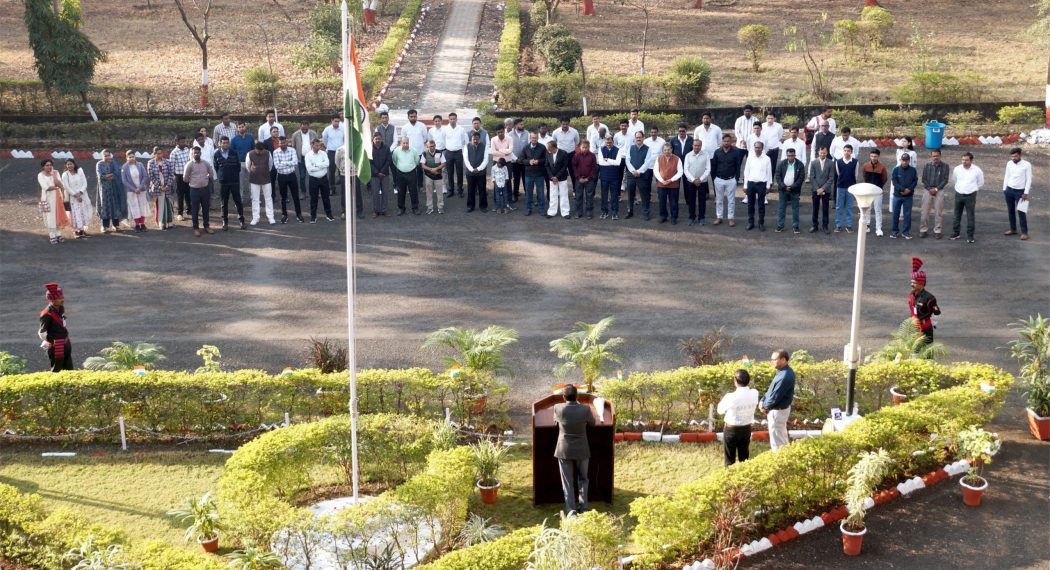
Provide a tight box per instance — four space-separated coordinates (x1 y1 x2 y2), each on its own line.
418 0 486 111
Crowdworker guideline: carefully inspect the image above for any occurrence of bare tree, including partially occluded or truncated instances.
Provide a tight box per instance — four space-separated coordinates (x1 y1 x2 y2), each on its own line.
541 0 561 24
173 0 213 108
616 0 658 74
784 13 836 103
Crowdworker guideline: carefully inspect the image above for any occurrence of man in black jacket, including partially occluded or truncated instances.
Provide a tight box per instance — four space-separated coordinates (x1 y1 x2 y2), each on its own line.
522 132 548 215
368 133 391 216
214 136 247 230
464 132 489 212
545 141 571 219
775 149 806 234
38 283 72 372
808 146 835 233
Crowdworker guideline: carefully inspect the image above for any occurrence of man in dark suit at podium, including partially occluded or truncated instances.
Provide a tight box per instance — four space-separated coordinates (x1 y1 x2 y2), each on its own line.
554 385 596 514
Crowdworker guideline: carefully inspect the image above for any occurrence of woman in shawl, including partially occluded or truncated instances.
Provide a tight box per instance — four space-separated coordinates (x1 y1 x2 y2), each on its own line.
61 158 94 238
37 159 71 244
147 146 175 229
121 149 151 232
96 149 126 233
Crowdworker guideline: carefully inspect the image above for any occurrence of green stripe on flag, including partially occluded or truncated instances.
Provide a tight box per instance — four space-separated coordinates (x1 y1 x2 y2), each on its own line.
346 89 371 186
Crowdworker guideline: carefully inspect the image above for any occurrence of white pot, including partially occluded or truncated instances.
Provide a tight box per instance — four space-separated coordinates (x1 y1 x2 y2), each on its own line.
960 476 988 492
839 521 867 537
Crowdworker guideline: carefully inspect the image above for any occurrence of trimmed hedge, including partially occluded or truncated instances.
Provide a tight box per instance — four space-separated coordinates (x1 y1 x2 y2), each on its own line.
362 0 423 99
596 359 962 431
497 73 706 111
495 0 521 89
627 362 1011 567
482 112 685 136
219 414 474 562
416 526 540 570
0 484 224 570
0 368 481 439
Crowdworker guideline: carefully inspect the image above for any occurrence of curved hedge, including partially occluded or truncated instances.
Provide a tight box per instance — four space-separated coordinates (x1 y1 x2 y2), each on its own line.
0 484 224 570
597 359 964 430
416 526 540 570
219 413 474 563
494 0 520 88
627 362 1011 567
361 0 423 99
0 368 479 439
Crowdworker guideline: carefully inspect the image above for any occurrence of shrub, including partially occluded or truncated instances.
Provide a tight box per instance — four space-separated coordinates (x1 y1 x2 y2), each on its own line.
833 18 862 57
667 56 712 106
495 0 521 86
544 34 582 74
859 5 894 50
292 34 340 77
996 104 1043 126
417 526 540 570
527 1 547 31
944 110 984 126
0 351 27 376
82 341 165 371
679 326 733 366
1008 314 1050 416
305 336 348 372
737 24 771 72
872 108 926 129
833 108 872 129
893 71 983 104
533 24 571 58
628 363 1011 566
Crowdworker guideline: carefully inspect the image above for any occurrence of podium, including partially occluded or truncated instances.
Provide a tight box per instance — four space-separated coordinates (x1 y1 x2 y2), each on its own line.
531 393 615 505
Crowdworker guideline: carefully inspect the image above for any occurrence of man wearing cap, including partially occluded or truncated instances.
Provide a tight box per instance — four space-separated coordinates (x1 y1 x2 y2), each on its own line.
890 153 918 239
39 283 73 372
909 257 941 342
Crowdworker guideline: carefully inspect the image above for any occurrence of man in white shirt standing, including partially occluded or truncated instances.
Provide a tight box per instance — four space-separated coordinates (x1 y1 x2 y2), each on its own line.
743 141 772 231
734 104 759 184
829 127 862 160
717 369 759 466
626 109 645 139
693 112 722 159
442 112 468 197
1002 147 1032 240
321 115 345 192
781 126 807 167
552 116 581 183
949 152 984 243
805 106 837 141
399 109 429 190
762 112 784 171
586 115 608 152
257 109 284 142
683 139 711 225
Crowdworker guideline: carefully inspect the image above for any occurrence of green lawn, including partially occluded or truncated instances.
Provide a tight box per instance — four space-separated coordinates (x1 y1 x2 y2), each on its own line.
469 441 769 536
0 448 227 548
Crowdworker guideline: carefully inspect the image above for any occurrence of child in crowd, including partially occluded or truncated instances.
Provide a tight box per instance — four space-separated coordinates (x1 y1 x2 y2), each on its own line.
492 158 511 214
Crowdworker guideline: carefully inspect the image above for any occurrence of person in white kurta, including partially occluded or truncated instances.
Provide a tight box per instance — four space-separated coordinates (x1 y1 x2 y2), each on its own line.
37 160 70 243
121 151 151 232
61 159 93 237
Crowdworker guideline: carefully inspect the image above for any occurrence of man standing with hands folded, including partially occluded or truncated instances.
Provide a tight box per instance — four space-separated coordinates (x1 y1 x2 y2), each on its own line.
717 369 759 466
759 350 795 452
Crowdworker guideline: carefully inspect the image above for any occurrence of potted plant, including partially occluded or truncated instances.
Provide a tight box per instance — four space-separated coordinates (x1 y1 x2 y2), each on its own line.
549 316 625 394
1007 315 1050 440
423 326 518 420
471 438 508 504
841 449 893 556
958 426 1001 507
168 492 224 552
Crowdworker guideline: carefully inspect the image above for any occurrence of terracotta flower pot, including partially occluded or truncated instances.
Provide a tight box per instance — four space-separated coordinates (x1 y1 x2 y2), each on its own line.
470 396 487 415
890 386 908 405
477 480 501 504
752 430 769 441
840 522 866 556
960 476 987 507
199 535 219 553
1027 408 1050 441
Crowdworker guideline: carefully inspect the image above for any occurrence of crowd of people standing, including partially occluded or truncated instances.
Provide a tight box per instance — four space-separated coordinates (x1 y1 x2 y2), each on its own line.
35 105 1035 244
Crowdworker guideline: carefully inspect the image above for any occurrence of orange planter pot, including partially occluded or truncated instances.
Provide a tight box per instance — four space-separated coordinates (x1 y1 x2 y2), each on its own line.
1027 408 1050 441
840 523 866 556
199 536 219 553
477 480 501 505
752 431 769 441
960 477 987 507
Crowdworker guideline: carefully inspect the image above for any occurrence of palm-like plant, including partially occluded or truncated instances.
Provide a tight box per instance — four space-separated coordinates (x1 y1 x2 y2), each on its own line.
167 492 223 543
83 341 166 371
63 536 138 570
457 513 506 547
225 543 283 569
549 316 624 393
423 326 519 395
1007 315 1050 416
843 449 894 532
865 319 946 363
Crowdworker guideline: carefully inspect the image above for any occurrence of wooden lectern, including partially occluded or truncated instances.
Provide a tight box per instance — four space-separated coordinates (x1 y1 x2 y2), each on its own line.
531 393 615 505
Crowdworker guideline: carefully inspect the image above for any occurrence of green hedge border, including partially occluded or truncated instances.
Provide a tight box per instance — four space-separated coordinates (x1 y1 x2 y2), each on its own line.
0 484 225 570
0 368 490 440
361 0 423 100
494 0 520 88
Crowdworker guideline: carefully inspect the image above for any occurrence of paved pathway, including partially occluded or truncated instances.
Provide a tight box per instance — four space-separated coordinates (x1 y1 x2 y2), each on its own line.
418 0 485 111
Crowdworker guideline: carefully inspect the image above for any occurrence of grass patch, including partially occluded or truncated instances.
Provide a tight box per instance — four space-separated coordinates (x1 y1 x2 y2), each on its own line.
0 448 226 549
468 441 768 538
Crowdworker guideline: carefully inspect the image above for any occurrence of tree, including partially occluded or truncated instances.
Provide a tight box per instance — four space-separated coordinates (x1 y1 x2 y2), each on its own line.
540 0 561 25
173 0 213 108
1028 0 1050 127
23 0 105 119
737 24 770 72
549 316 624 394
784 13 836 102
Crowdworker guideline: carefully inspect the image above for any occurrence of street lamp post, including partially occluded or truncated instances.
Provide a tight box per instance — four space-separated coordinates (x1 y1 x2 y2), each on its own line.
843 183 884 418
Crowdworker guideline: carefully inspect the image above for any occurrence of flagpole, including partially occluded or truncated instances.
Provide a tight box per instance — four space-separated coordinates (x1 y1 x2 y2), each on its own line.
341 0 360 504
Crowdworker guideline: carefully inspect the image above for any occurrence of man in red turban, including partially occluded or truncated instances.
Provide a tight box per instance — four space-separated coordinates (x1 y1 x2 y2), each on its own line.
38 283 73 371
909 258 941 342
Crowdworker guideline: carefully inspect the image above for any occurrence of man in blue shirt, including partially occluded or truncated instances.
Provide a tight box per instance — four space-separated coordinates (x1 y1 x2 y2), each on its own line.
890 153 918 239
759 350 795 451
230 121 255 203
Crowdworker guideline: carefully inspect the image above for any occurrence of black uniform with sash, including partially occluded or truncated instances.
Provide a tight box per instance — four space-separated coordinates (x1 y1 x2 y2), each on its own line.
39 304 72 372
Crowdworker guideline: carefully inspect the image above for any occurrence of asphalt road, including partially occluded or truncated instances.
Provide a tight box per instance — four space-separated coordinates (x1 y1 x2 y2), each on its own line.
0 145 1047 568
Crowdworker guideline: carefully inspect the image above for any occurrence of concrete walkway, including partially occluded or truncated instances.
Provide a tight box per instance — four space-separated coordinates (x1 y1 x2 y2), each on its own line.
418 0 485 111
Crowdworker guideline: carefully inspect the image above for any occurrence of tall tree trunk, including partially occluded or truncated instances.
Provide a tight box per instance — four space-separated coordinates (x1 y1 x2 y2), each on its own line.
640 9 649 75
694 0 702 8
200 43 209 109
582 0 595 16
1045 56 1050 128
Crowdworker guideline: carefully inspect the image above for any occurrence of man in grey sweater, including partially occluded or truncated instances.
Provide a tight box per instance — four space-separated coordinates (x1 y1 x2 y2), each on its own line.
554 385 596 514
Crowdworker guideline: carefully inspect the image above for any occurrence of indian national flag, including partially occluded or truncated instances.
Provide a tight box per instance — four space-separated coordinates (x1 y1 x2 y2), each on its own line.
344 35 372 186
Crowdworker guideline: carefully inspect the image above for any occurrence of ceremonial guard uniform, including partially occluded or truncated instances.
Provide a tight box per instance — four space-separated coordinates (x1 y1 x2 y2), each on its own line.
909 258 941 342
38 283 73 372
